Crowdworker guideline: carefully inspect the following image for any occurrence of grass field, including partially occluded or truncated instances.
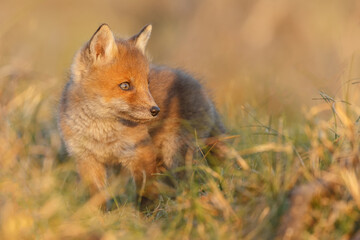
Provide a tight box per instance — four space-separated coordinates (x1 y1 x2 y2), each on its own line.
2 1 360 239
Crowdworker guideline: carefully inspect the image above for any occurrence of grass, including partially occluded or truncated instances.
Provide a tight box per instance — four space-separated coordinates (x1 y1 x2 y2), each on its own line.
1 58 360 240
1 1 360 237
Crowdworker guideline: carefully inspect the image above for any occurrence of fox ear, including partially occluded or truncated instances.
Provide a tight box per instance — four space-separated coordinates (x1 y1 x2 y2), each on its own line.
129 24 152 54
88 24 117 64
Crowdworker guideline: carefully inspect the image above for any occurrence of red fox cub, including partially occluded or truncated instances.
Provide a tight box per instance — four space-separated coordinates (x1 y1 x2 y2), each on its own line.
58 24 228 204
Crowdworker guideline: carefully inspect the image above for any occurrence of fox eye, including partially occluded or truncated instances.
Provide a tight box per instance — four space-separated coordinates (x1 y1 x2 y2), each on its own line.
119 82 130 91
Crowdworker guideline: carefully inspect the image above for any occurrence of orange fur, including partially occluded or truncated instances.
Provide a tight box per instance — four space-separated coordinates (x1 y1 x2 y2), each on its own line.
58 24 226 206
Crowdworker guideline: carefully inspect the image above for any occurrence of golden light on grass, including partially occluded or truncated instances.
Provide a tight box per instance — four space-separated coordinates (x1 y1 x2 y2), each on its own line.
1 1 360 239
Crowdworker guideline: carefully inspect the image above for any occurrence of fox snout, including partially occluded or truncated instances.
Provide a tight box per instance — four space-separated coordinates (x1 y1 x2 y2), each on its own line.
150 106 160 116
128 93 160 121
143 91 159 117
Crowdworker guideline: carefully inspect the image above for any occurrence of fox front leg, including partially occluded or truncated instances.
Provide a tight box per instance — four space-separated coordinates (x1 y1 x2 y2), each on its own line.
129 146 159 208
76 156 108 205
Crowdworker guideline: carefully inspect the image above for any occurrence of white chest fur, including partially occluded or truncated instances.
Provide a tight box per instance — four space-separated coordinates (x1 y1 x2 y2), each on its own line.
65 109 147 165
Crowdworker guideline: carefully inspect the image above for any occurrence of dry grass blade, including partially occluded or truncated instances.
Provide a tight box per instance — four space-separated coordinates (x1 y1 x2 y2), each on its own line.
239 143 292 155
2 1 360 239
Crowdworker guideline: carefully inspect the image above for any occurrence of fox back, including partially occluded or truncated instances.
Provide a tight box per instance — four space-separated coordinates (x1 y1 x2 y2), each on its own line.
58 24 225 202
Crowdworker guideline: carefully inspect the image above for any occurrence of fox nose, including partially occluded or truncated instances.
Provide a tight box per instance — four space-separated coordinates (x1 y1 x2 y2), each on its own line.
150 106 160 116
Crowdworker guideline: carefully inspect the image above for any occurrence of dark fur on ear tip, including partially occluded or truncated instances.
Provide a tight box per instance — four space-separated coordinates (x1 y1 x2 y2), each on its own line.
128 24 152 54
97 23 111 31
128 24 152 42
140 24 152 33
89 23 111 41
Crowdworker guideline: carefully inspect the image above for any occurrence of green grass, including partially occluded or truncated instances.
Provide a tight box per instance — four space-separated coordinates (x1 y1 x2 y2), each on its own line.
1 66 360 240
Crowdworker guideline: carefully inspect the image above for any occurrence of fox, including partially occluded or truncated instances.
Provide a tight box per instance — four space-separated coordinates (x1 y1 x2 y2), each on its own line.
58 24 239 206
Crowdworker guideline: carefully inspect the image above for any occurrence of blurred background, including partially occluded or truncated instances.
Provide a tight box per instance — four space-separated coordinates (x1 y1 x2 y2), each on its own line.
2 2 360 238
1 0 360 119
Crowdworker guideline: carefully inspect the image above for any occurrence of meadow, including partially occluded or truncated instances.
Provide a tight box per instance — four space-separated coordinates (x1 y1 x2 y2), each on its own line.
1 0 360 239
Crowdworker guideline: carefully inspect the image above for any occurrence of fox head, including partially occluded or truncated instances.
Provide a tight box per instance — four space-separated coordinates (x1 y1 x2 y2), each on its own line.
71 24 160 123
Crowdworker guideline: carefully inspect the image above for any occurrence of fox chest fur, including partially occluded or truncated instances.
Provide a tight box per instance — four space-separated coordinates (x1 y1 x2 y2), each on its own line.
60 89 155 165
